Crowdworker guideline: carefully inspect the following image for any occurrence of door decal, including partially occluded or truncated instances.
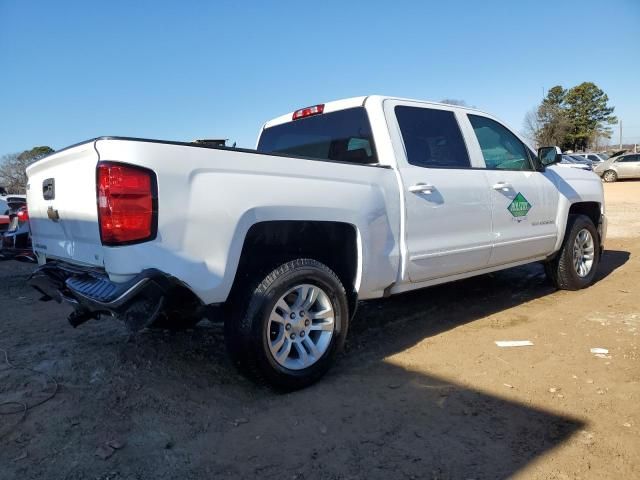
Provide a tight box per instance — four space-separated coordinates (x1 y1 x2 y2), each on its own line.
507 192 532 218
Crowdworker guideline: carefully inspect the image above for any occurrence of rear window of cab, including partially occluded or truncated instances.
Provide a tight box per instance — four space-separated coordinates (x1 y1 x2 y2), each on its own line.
257 107 378 164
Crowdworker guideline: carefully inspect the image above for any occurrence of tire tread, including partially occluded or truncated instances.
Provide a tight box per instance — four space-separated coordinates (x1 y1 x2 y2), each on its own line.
545 214 600 290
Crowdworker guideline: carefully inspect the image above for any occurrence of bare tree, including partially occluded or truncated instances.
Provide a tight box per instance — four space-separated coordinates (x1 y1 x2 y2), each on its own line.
522 108 540 146
522 100 570 148
0 146 54 193
0 153 24 193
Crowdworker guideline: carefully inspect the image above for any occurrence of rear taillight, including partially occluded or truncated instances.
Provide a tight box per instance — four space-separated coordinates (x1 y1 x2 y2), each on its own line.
292 104 324 120
16 208 29 222
97 162 157 245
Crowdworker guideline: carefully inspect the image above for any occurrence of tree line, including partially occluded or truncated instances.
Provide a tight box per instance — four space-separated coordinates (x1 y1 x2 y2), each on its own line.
0 146 54 194
524 82 616 151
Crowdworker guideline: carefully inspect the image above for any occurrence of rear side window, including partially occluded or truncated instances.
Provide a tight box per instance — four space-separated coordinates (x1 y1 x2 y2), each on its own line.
468 115 533 171
395 106 470 168
257 107 377 164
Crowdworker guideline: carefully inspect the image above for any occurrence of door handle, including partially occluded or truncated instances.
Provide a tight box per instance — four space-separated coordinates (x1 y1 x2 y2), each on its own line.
492 182 512 191
409 183 434 194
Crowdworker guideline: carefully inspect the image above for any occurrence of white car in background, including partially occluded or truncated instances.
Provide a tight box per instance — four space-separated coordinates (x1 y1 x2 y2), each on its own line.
573 153 608 164
557 155 592 171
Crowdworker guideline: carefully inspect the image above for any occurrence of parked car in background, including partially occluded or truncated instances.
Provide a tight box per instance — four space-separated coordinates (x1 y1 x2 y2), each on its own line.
0 195 27 235
0 206 34 261
0 214 9 234
558 155 592 171
0 194 27 215
573 153 608 164
569 155 594 169
595 153 640 182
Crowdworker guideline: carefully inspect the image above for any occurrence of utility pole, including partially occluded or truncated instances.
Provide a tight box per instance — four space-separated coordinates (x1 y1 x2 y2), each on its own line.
619 120 622 150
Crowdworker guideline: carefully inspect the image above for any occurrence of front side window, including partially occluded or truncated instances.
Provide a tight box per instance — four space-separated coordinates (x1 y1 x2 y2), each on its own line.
257 107 377 164
468 115 533 171
395 106 471 169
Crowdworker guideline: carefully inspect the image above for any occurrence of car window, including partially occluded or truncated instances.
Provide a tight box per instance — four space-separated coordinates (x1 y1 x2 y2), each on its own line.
468 115 533 171
619 155 637 162
587 155 599 161
257 107 377 164
395 106 471 169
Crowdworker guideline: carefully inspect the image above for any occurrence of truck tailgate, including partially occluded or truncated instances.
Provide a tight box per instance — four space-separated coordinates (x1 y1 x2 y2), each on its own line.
26 141 104 267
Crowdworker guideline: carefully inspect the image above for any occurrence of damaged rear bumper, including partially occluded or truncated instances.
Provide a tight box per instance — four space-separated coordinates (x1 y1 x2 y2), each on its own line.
29 262 176 329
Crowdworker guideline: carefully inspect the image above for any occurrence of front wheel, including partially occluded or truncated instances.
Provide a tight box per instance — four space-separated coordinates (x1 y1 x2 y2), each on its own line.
225 258 349 390
545 214 600 290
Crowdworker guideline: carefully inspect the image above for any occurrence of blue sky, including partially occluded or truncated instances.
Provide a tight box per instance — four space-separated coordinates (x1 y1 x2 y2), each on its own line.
1 0 638 155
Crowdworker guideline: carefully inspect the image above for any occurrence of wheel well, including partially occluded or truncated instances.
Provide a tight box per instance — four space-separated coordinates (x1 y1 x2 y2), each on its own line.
230 221 359 313
569 202 600 227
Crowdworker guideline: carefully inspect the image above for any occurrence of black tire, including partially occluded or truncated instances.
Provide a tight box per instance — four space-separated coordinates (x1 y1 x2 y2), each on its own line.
603 170 617 182
225 258 349 390
545 214 600 290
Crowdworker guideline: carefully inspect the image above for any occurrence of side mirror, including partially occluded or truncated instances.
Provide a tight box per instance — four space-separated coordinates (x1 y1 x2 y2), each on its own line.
538 146 562 167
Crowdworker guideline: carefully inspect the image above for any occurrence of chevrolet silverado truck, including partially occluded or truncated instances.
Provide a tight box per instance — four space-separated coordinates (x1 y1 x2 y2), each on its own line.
26 96 606 389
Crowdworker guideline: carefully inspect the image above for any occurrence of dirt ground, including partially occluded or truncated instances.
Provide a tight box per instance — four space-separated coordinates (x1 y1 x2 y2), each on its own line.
1 182 638 480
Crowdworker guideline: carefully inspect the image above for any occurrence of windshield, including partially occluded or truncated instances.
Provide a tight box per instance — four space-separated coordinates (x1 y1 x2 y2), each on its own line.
600 153 609 160
257 107 378 164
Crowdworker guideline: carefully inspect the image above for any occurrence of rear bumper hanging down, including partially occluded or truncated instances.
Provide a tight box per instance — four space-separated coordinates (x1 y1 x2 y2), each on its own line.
29 262 176 330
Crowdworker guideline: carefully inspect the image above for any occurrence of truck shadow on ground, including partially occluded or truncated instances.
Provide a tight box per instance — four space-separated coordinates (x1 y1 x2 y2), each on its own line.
348 248 630 359
0 249 629 480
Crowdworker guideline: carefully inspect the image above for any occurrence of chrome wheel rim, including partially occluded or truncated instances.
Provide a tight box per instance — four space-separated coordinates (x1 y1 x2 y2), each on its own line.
573 228 595 278
267 284 335 370
604 171 616 182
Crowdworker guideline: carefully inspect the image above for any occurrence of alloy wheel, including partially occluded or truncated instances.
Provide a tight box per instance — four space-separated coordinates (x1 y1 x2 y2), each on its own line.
267 284 335 370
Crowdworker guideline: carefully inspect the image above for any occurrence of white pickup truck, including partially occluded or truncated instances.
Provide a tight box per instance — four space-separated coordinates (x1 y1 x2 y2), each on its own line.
27 95 606 389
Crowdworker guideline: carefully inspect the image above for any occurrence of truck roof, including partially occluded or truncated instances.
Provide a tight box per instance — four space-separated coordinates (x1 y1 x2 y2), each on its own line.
262 95 486 129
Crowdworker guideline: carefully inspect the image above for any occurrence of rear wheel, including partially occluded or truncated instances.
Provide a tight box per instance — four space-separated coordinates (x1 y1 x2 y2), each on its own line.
225 258 349 390
603 170 617 182
545 214 600 290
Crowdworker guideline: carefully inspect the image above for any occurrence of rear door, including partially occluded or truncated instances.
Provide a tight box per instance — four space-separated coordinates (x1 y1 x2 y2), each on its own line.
386 101 493 282
26 142 104 266
462 114 558 266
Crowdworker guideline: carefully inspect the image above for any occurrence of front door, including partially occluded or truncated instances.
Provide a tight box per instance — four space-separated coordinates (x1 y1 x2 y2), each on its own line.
388 103 493 282
464 114 558 266
616 154 640 178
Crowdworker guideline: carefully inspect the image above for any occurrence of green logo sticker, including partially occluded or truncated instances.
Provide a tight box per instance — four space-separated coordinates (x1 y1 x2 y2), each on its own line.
508 192 531 217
